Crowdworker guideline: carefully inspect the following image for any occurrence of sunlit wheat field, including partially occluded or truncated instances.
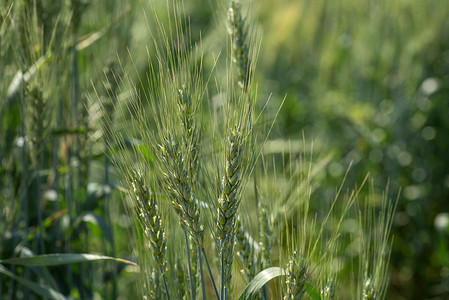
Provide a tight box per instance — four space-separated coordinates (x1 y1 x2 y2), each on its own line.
1 0 448 299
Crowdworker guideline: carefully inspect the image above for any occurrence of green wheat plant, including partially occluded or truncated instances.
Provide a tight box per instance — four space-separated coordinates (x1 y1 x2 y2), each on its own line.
100 1 398 300
0 0 400 299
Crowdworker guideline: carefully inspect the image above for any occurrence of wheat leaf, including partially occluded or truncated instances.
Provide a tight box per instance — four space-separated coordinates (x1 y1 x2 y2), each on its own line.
238 267 322 300
238 267 284 300
0 253 137 267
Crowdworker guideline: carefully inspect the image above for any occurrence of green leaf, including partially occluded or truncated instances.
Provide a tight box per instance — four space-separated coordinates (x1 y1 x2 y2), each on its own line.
238 267 322 300
238 267 284 300
304 281 322 300
0 253 137 267
0 264 67 300
138 143 153 165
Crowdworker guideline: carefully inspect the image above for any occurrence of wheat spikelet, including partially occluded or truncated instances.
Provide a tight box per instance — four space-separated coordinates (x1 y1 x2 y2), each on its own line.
160 134 204 247
146 268 162 300
188 235 201 295
177 85 200 186
175 258 187 300
132 172 167 274
363 278 375 300
217 127 242 287
26 83 47 168
228 0 251 90
284 251 307 300
258 204 272 269
321 278 335 300
235 217 256 280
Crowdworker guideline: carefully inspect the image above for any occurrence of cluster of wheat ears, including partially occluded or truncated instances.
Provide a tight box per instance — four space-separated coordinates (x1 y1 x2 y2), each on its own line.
102 1 396 299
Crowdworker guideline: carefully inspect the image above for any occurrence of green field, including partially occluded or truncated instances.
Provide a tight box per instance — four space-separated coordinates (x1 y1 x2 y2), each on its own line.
1 0 448 299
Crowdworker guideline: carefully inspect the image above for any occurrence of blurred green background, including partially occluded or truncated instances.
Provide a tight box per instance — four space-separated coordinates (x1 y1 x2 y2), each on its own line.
1 0 448 299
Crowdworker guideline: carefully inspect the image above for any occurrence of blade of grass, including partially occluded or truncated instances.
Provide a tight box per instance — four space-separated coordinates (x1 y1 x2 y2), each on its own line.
238 267 321 300
0 253 137 267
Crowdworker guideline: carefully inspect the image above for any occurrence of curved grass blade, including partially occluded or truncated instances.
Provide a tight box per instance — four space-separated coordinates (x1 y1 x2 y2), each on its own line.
0 253 137 267
238 267 284 300
0 264 67 300
238 267 322 300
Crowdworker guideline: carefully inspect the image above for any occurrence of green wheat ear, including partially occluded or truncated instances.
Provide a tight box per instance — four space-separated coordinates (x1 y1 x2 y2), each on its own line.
363 278 375 300
26 82 47 168
177 85 200 185
228 0 252 91
132 172 167 274
235 216 256 280
217 126 242 288
284 251 307 300
321 278 335 300
147 268 162 299
258 204 272 269
175 257 187 299
160 134 204 247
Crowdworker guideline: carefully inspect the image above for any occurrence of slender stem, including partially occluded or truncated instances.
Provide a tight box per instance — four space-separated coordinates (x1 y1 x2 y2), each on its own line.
65 141 73 289
184 230 195 300
162 273 171 300
198 246 206 300
52 115 61 252
37 146 45 254
71 35 80 214
202 247 219 299
221 249 225 300
105 154 117 299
